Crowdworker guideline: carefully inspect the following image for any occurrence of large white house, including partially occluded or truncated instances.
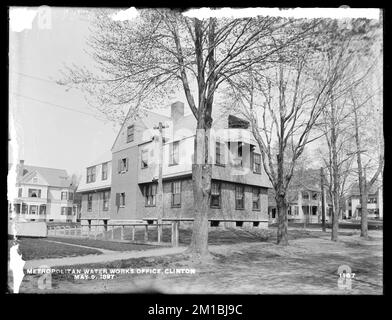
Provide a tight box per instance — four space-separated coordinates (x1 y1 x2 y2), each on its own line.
8 160 78 222
345 182 383 220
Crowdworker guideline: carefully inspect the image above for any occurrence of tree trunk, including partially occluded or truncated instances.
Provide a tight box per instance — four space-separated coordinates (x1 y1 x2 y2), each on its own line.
360 189 368 238
352 106 369 238
276 193 288 245
330 101 340 242
187 125 212 259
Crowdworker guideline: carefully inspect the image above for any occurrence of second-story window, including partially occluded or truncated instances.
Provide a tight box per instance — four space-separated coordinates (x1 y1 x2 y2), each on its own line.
171 181 181 207
115 193 126 207
118 158 128 173
69 192 74 200
252 153 261 174
28 189 41 198
144 184 157 207
87 166 96 183
216 142 225 166
169 141 179 166
102 162 108 180
61 191 68 200
18 188 22 197
302 192 309 200
141 149 148 168
87 194 93 211
252 188 260 210
235 185 244 210
210 182 221 208
127 125 134 143
102 191 110 211
230 142 243 167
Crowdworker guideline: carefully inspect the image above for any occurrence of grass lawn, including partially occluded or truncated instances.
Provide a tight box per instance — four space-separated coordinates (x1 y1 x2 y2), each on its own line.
8 238 102 261
17 229 383 294
47 237 159 252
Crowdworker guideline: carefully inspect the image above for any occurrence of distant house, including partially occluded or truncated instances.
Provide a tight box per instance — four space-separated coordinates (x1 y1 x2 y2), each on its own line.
9 160 78 222
345 182 383 220
76 152 112 229
268 168 333 223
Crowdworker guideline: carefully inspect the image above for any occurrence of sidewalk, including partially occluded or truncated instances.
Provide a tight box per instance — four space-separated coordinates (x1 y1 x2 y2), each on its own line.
24 246 186 269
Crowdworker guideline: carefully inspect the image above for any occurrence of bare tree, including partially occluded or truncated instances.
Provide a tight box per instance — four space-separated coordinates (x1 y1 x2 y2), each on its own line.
225 21 365 245
317 19 382 241
58 9 317 258
350 83 383 238
318 93 357 241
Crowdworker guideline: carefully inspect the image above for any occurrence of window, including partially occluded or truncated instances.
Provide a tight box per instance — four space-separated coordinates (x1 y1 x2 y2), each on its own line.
141 149 148 168
102 191 110 211
235 185 244 210
127 125 134 143
144 184 157 207
118 158 128 173
14 204 21 214
22 204 27 214
169 141 179 166
18 188 22 197
302 192 309 200
216 142 225 166
87 194 93 211
68 207 73 215
61 207 67 215
29 205 38 215
61 191 68 200
120 193 125 207
171 181 181 207
230 142 242 167
252 188 260 210
68 192 74 200
368 197 377 204
87 166 96 183
252 153 261 174
28 189 41 198
102 162 108 180
210 182 221 208
312 193 318 200
39 205 46 215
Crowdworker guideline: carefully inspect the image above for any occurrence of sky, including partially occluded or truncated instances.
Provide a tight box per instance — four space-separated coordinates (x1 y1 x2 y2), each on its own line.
9 8 128 176
8 7 382 179
8 7 196 177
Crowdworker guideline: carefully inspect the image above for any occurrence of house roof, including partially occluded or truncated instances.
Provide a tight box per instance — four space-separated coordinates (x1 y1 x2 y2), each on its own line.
111 108 171 151
348 181 381 196
11 163 72 188
86 150 112 167
289 168 322 192
268 168 334 207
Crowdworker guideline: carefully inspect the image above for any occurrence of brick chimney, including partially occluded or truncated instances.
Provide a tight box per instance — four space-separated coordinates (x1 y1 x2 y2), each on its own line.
171 101 184 123
17 159 25 180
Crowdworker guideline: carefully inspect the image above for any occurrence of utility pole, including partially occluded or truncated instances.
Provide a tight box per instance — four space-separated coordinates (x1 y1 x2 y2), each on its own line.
321 167 326 232
153 122 168 244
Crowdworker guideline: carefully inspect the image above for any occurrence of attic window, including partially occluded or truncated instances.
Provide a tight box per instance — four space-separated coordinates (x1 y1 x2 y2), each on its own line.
33 177 38 183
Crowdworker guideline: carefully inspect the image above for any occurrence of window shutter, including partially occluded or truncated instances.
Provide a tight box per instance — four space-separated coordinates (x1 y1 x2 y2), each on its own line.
118 159 122 173
126 158 129 171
